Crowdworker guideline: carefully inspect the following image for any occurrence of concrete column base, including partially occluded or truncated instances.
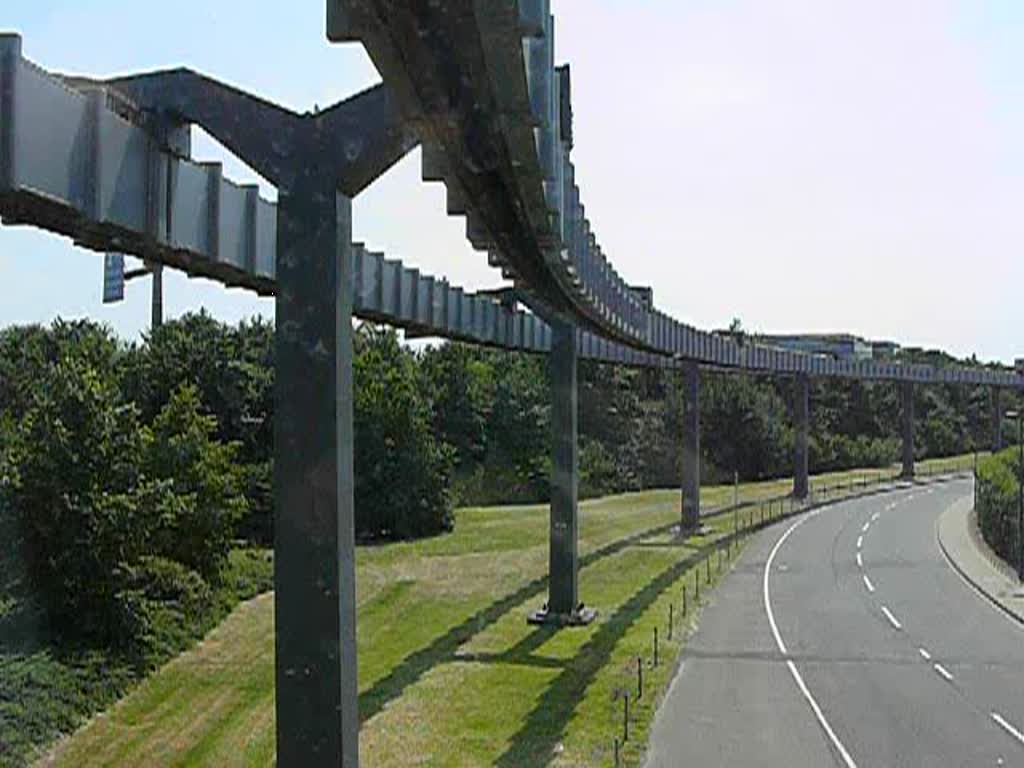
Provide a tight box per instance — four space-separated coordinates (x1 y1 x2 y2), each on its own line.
528 604 598 627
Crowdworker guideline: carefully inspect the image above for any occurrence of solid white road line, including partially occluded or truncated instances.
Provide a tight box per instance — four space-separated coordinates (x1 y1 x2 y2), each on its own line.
933 663 954 682
935 518 1024 634
856 552 863 568
764 514 859 768
918 648 932 661
856 535 863 549
992 713 1024 745
863 574 875 593
881 605 902 630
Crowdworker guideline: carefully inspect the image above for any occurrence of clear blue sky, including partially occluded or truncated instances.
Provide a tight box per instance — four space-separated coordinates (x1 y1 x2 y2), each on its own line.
2 1 1022 363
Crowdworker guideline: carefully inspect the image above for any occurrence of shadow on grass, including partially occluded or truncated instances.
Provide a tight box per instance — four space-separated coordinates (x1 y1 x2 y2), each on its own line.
358 519 678 722
493 545 711 768
452 625 564 670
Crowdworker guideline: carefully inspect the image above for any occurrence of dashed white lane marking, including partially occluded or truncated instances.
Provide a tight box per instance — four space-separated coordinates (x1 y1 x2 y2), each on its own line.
764 514 859 768
870 512 880 522
861 522 871 533
856 552 863 568
992 713 1024 745
918 647 932 661
933 663 954 682
881 605 902 630
856 535 863 549
863 574 875 593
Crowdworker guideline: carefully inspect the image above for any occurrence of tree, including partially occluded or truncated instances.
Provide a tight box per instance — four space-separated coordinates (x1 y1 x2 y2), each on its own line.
8 359 248 648
354 327 454 539
10 358 152 641
420 342 493 470
141 384 248 580
0 319 120 419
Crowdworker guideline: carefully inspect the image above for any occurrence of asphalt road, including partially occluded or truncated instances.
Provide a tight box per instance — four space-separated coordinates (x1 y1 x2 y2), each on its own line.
645 479 1024 767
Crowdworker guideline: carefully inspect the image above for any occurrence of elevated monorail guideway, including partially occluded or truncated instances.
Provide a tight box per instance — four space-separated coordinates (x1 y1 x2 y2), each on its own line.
1 11 1021 766
325 0 1023 388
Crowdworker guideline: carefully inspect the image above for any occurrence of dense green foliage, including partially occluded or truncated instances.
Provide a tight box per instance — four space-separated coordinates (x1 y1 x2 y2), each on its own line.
7 359 247 660
354 327 454 539
0 314 1016 766
977 447 1023 571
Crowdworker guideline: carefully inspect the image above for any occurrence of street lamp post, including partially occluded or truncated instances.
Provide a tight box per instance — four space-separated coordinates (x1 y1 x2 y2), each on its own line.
1007 411 1023 584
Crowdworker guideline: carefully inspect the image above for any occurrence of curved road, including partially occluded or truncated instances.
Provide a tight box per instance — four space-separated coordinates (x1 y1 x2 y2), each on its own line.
646 480 1024 767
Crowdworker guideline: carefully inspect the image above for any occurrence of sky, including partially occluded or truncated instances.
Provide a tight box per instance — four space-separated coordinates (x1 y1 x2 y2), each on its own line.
1 0 1022 363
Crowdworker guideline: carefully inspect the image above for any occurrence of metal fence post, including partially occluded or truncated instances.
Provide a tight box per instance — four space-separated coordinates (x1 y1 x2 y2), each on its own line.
637 656 643 700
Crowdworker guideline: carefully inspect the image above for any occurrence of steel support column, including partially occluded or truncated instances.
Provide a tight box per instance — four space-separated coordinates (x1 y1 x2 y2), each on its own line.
273 172 359 767
529 317 594 626
993 387 1004 453
150 264 163 329
901 380 915 479
794 373 810 499
681 361 701 529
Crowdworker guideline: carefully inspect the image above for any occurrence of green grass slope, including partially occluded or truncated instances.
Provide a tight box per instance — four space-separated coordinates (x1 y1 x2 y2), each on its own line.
33 456 972 767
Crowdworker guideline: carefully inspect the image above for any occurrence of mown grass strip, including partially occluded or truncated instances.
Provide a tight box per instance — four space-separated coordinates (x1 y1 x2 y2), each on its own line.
40 457 974 767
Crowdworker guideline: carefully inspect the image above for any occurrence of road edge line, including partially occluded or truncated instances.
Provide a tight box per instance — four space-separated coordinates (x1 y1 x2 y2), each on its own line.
935 506 1024 631
763 513 859 768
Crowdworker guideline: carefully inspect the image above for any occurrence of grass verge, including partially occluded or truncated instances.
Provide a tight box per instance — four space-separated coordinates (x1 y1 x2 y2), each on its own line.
0 547 272 768
27 456 975 767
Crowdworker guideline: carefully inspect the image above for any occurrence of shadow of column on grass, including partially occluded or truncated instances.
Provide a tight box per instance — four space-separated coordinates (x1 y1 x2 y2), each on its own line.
358 520 678 722
493 546 711 767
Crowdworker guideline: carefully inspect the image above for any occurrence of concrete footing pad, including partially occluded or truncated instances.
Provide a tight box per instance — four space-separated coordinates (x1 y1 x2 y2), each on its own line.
527 605 598 627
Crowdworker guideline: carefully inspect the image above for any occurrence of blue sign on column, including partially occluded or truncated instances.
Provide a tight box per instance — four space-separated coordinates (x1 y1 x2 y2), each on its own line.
102 253 125 303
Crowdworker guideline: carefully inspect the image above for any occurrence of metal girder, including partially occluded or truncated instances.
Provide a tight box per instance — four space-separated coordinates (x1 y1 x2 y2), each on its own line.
901 381 916 478
323 5 1024 389
793 374 810 499
80 69 417 197
1 33 1021 389
273 172 359 767
681 361 701 529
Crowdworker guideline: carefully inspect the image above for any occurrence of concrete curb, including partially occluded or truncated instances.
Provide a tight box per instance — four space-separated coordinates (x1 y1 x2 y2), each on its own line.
936 499 1024 628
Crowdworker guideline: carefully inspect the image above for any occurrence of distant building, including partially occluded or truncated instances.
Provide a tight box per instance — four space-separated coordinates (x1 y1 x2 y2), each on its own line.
758 333 873 362
870 340 900 359
1016 358 1024 376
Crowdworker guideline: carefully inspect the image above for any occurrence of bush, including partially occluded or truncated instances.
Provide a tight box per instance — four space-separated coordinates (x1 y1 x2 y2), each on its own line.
113 556 213 669
580 439 623 499
354 327 454 539
977 448 1021 571
8 363 248 647
142 385 248 580
237 460 273 546
10 359 151 641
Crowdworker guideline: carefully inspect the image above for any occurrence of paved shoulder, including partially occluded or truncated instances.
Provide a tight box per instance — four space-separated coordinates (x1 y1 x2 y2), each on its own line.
645 482 1024 767
644 516 838 767
936 495 1024 625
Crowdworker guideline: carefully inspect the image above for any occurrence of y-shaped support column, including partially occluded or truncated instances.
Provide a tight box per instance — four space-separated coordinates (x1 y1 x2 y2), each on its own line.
793 373 810 499
529 318 595 626
274 174 358 767
901 381 915 479
681 361 701 530
89 68 418 768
